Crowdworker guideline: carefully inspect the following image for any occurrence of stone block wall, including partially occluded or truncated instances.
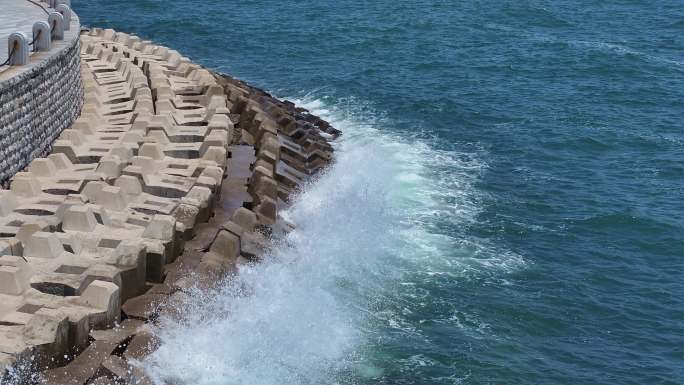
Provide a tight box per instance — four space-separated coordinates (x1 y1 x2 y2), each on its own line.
0 38 83 187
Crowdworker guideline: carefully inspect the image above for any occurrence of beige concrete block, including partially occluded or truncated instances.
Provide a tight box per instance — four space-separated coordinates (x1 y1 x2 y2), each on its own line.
10 172 42 197
155 85 173 100
16 221 50 245
200 132 229 157
101 355 132 382
63 205 98 232
0 190 19 216
200 166 223 186
221 220 244 238
72 116 96 135
155 100 173 114
261 134 281 157
209 230 240 260
0 256 32 295
201 146 227 167
96 156 124 179
28 158 58 177
145 130 169 146
196 176 219 192
255 175 278 200
135 100 155 114
109 242 147 301
7 238 23 257
241 128 255 145
183 186 212 209
1 311 33 326
24 232 64 259
98 186 128 211
254 119 278 143
111 144 136 162
59 129 85 145
253 164 274 180
48 153 74 170
131 116 151 134
77 280 119 311
142 215 175 241
131 156 158 175
23 308 70 369
82 181 107 202
141 240 166 283
173 203 199 231
56 233 82 255
139 143 165 160
115 175 143 196
89 205 113 227
208 114 231 132
255 196 277 225
174 222 188 248
240 231 269 261
254 159 273 173
52 140 78 163
231 207 257 232
196 252 229 281
257 149 278 166
55 195 89 222
122 131 144 144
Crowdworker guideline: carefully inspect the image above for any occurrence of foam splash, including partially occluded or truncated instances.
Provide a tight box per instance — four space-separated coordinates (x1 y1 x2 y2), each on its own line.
144 95 520 385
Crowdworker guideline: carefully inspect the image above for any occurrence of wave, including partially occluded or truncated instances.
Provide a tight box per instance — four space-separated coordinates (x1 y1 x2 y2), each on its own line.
144 94 522 385
567 40 684 69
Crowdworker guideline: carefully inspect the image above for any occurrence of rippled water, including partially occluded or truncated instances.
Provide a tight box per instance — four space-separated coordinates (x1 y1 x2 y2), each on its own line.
73 1 684 384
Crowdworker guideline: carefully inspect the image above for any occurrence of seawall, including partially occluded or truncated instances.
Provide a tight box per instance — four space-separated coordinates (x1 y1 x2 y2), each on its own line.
0 0 83 187
0 19 338 385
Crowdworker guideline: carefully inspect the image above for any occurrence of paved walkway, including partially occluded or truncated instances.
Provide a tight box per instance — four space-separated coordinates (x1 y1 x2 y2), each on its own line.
0 0 48 63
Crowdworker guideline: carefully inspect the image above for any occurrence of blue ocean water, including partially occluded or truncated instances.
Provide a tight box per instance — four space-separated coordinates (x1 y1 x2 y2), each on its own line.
73 1 684 384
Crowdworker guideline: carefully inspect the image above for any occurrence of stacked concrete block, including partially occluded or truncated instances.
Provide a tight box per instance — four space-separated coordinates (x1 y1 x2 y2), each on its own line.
0 21 339 383
0 27 238 383
214 75 337 225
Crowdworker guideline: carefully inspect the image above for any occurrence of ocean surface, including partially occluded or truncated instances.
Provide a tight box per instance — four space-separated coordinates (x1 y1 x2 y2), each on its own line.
73 1 684 384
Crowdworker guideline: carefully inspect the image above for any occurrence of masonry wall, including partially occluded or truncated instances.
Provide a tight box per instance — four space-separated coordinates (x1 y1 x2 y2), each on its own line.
0 37 84 187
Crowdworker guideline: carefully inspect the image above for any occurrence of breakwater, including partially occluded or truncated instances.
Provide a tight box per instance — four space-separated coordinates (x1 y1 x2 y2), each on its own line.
0 23 338 385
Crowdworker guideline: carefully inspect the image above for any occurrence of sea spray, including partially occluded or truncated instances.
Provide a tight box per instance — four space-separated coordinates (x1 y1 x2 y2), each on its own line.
145 95 519 385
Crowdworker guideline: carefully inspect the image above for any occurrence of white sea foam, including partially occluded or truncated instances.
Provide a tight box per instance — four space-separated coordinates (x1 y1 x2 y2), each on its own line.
144 95 522 385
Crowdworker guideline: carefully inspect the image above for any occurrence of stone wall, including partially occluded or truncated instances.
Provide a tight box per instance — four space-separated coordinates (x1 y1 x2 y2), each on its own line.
0 35 83 187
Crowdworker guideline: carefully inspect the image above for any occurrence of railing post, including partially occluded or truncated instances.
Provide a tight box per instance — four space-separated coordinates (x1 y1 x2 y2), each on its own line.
32 21 52 52
48 12 65 41
55 4 72 31
8 33 30 66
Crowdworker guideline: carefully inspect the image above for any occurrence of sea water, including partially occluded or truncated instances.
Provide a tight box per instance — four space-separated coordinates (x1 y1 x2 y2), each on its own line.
73 1 684 384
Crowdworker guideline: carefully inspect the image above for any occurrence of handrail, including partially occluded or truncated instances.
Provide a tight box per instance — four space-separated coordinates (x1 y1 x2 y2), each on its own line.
0 46 16 67
1 1 74 68
28 29 41 50
0 28 44 68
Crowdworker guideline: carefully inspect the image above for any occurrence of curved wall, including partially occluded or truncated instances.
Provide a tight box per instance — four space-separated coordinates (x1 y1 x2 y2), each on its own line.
0 9 83 187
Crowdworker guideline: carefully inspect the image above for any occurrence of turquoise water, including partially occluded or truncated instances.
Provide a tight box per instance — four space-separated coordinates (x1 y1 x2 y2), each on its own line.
73 1 684 384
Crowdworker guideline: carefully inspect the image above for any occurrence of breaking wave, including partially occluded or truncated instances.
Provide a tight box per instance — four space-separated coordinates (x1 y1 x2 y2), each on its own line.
144 95 523 385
